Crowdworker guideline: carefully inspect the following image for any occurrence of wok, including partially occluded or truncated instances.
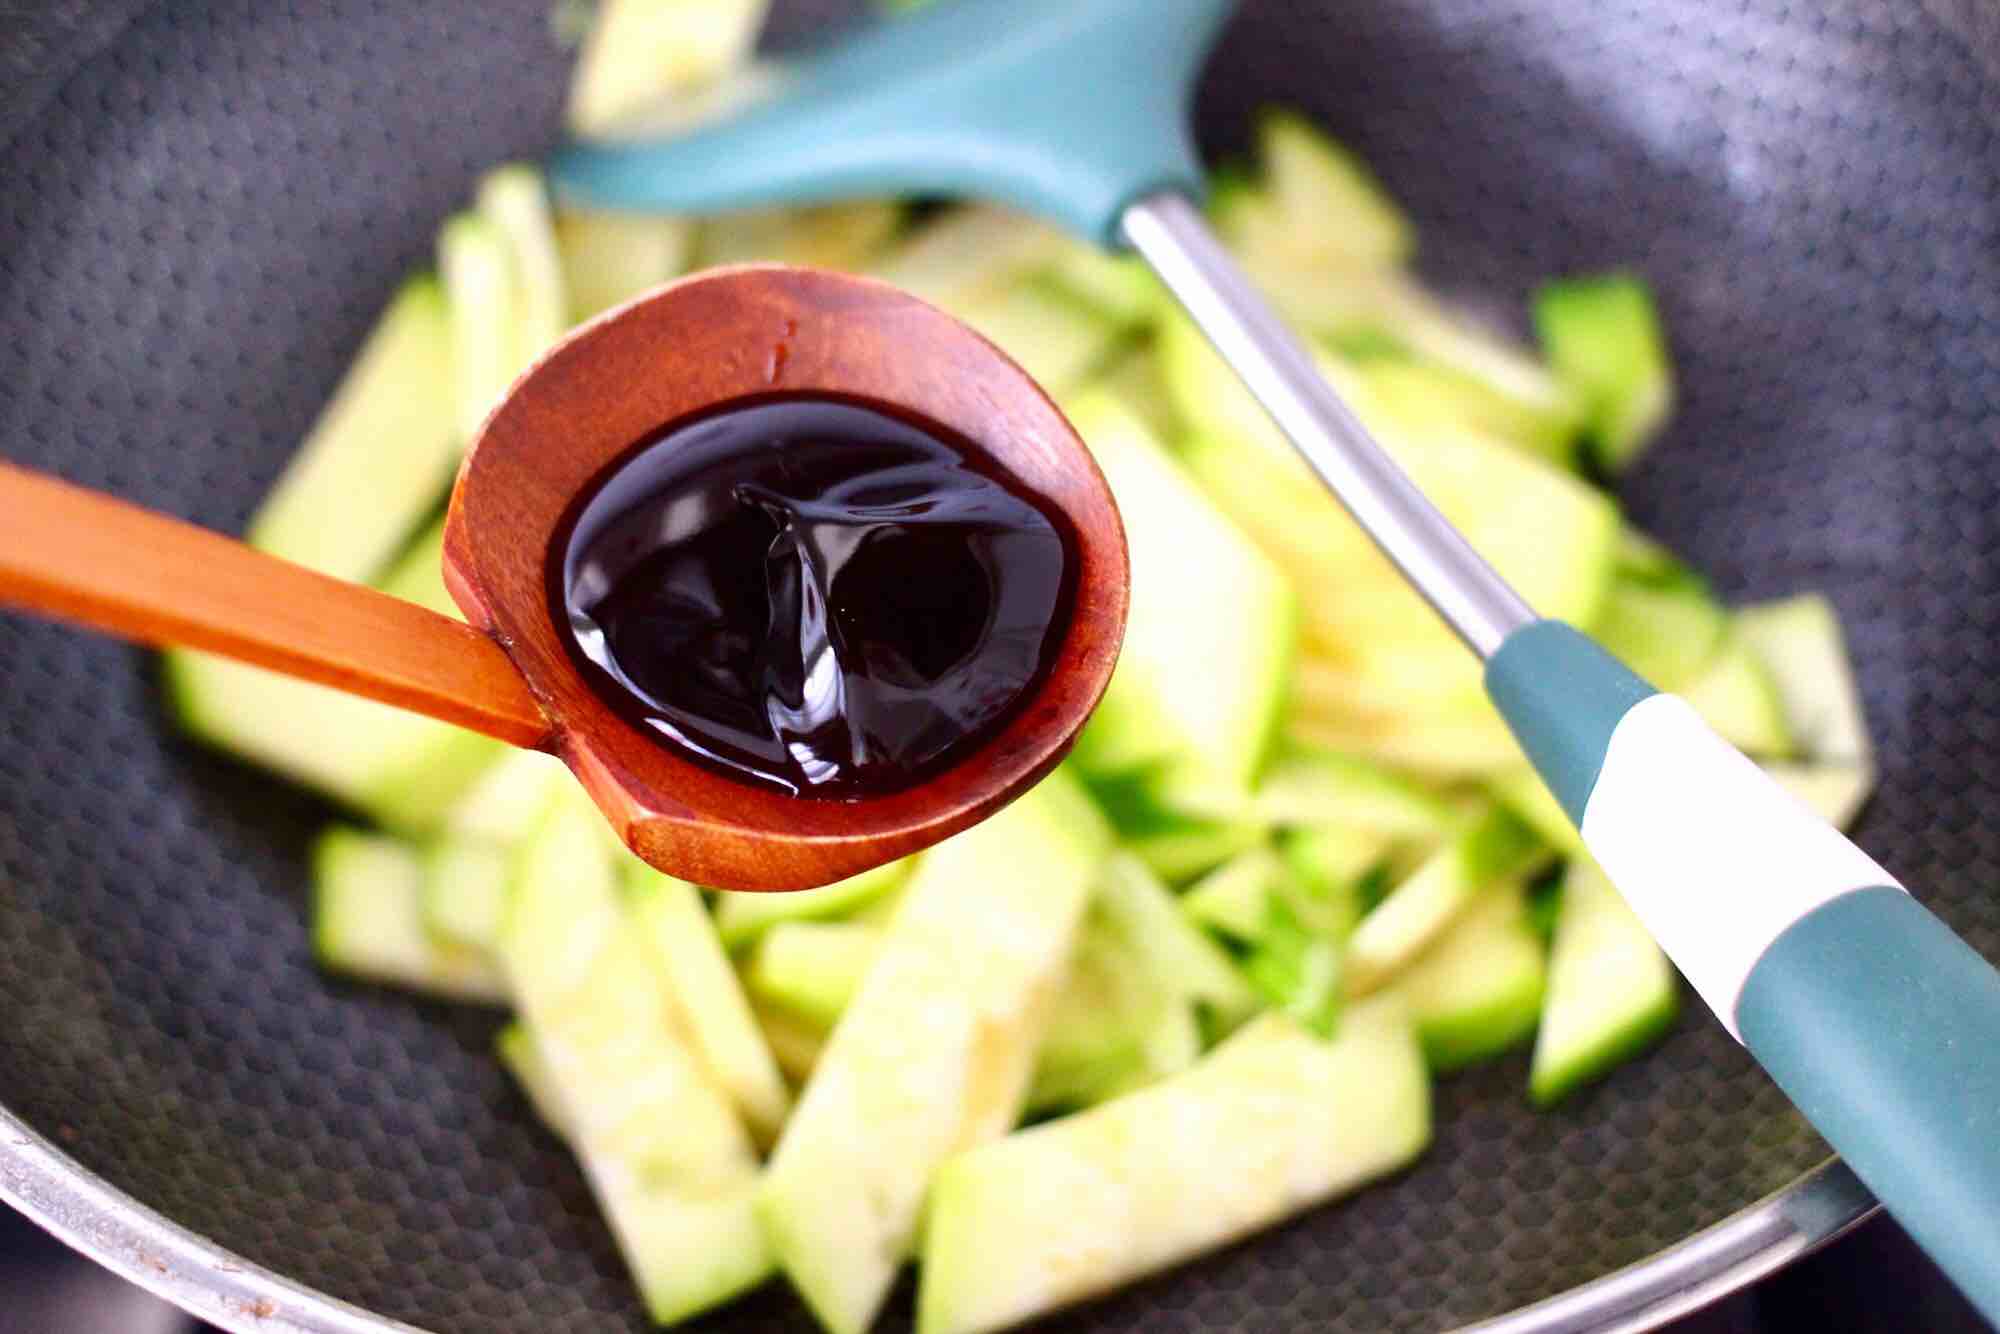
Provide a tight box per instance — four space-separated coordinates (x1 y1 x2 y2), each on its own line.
1 0 1994 1329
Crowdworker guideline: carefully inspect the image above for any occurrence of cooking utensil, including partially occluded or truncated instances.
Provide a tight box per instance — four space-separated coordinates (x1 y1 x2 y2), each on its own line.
552 0 2000 1315
0 266 1128 891
3 0 1996 1328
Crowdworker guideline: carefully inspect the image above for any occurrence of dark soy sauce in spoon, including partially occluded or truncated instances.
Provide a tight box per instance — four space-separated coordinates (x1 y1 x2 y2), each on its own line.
551 394 1077 799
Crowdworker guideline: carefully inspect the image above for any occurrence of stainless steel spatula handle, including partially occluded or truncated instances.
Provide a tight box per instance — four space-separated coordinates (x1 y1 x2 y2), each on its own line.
1120 191 1537 657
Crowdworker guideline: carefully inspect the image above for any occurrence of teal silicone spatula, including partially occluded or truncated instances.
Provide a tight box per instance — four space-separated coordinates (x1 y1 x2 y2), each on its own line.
551 0 2000 1314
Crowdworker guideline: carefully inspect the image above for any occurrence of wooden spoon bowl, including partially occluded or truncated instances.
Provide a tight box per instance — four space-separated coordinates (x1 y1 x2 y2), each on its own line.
0 266 1126 892
443 265 1127 890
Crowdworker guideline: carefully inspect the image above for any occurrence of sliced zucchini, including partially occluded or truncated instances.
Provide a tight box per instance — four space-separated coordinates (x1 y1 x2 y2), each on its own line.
1094 853 1260 1034
954 278 1122 394
1762 762 1873 829
1349 352 1580 468
1182 845 1286 944
1679 632 1795 758
625 862 792 1145
566 0 769 134
1156 306 1310 463
698 201 903 271
744 921 881 1032
1613 525 1688 584
1279 824 1394 899
1345 807 1541 996
476 164 568 365
167 653 503 833
1255 108 1415 267
758 772 1110 1334
1534 274 1673 472
373 517 457 616
1029 908 1191 1114
1123 817 1268 884
246 277 457 582
504 790 770 1324
1488 768 1583 856
1232 258 1580 439
443 748 569 844
555 209 694 322
1590 574 1728 692
1248 740 1452 835
1065 392 1297 797
754 1001 827 1086
170 509 503 826
420 836 511 954
1240 891 1346 1037
712 857 913 951
1394 881 1546 1072
1289 669 1528 780
311 828 507 1004
1179 418 1614 712
497 1022 573 1138
1734 594 1872 767
1093 343 1181 441
1529 857 1678 1106
438 212 520 443
1042 246 1160 328
917 1000 1430 1334
868 204 1066 310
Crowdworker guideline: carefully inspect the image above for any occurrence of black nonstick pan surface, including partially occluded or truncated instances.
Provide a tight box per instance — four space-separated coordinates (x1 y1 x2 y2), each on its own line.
3 1 1998 1330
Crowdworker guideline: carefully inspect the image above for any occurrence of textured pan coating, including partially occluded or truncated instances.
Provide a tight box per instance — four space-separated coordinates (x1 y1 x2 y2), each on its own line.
2 1 1998 1329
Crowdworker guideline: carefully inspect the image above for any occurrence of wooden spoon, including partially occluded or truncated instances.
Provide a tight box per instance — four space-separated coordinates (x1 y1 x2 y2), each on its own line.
0 266 1129 890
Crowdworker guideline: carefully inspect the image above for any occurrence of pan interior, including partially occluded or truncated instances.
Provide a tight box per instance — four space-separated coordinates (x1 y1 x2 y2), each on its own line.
2 1 1997 1329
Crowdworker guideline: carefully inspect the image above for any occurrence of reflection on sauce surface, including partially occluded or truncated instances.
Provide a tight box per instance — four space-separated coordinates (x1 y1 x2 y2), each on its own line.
551 395 1076 798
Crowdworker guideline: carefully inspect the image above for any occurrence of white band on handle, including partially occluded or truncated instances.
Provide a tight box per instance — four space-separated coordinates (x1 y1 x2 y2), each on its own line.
1579 693 1901 1040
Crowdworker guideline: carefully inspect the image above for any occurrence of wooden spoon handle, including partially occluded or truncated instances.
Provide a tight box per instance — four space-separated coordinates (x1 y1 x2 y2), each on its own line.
0 461 549 748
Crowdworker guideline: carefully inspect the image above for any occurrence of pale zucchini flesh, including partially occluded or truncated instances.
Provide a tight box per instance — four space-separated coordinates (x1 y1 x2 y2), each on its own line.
918 1001 1430 1334
419 836 511 955
245 277 457 583
497 1022 573 1139
1679 633 1796 758
312 828 507 1004
758 773 1110 1334
556 208 694 322
1093 852 1260 1032
443 748 569 844
1346 808 1540 996
438 212 520 443
1529 857 1678 1106
1182 845 1288 944
168 652 503 833
1534 274 1674 472
1066 392 1297 797
504 792 771 1324
698 201 903 271
625 862 793 1145
1394 882 1546 1071
744 921 882 1032
713 858 913 950
1734 594 1872 768
566 0 769 134
476 164 568 366
1591 575 1728 692
1029 908 1191 1114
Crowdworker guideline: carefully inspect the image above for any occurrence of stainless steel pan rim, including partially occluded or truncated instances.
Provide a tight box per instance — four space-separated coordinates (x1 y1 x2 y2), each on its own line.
0 1092 1874 1334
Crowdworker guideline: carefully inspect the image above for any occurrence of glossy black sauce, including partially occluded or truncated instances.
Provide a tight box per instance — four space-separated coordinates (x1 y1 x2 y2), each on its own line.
551 395 1076 799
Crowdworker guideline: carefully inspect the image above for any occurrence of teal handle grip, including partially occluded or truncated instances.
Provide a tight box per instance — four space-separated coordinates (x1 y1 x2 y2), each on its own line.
548 0 1233 245
1740 888 2000 1320
1483 619 1655 824
1489 620 2000 1322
